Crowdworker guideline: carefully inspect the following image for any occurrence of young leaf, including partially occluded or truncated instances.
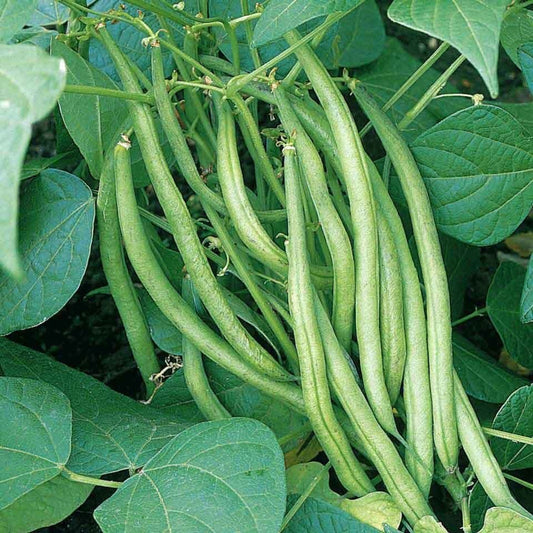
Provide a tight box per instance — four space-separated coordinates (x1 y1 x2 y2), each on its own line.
501 8 533 67
0 44 66 277
388 0 508 98
491 385 533 471
286 462 402 530
94 418 286 533
0 475 92 532
284 496 381 533
253 0 364 47
0 339 190 476
0 0 39 43
406 105 533 246
0 170 95 335
453 333 528 404
0 378 71 509
51 40 129 177
479 507 533 532
521 258 533 323
487 262 533 369
518 43 533 93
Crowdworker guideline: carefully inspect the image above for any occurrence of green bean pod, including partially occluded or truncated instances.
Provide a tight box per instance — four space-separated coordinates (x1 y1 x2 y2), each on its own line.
274 84 355 351
96 150 160 395
182 276 231 421
377 210 407 406
284 33 396 435
284 141 374 497
100 29 290 382
314 297 434 525
352 83 458 472
113 140 305 412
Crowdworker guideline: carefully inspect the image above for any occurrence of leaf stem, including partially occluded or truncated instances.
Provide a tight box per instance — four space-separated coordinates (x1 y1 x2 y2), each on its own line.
504 473 533 491
62 469 122 489
360 42 450 138
483 427 533 446
63 84 154 104
452 307 488 327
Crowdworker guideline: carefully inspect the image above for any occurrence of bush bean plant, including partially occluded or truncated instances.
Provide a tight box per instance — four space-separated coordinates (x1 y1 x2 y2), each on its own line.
1 0 533 531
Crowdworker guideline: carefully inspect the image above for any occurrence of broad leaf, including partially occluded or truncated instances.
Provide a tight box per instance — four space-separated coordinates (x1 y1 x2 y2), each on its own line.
388 0 508 98
501 8 533 67
285 496 381 533
29 0 69 26
286 462 402 530
20 152 72 180
487 262 533 369
496 102 533 136
253 0 364 47
9 26 56 49
0 339 190 476
479 507 533 532
0 44 66 276
0 0 39 42
413 516 447 532
469 483 491 533
405 105 533 246
357 39 466 141
453 334 528 404
521 258 533 323
52 40 129 177
492 385 533 471
0 170 95 335
0 378 71 509
0 475 92 532
94 418 286 533
519 43 533 93
152 360 308 449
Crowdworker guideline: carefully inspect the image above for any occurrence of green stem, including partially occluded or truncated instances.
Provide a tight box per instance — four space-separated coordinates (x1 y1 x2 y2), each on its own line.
483 427 533 446
452 307 488 327
62 469 122 489
63 84 153 104
504 473 533 491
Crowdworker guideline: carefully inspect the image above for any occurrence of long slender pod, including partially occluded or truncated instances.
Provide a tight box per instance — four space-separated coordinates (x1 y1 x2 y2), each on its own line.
284 140 374 497
352 83 458 471
454 373 532 518
113 140 305 412
96 150 160 395
182 276 231 421
284 32 396 435
274 84 355 351
99 28 290 381
314 298 434 525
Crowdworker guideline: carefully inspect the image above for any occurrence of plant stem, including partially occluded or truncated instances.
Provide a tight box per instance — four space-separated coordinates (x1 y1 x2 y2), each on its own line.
63 84 154 104
280 462 332 531
62 469 122 489
452 307 488 327
461 494 472 533
360 42 450 138
483 427 533 446
504 473 533 491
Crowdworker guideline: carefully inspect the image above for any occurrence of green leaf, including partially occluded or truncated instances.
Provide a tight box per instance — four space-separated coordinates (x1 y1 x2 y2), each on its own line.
0 339 190 476
152 360 308 449
52 40 129 177
501 8 533 67
495 102 533 136
492 385 533 471
0 170 95 335
0 44 66 276
20 152 72 180
487 262 533 369
388 0 508 98
285 496 381 533
357 39 466 141
453 333 528 404
0 0 39 42
94 418 286 533
253 0 364 47
286 462 402 530
518 43 533 93
470 483 491 533
479 507 533 532
413 516 447 532
407 105 533 246
0 475 92 533
521 258 533 323
29 0 69 26
0 377 71 509
9 26 56 49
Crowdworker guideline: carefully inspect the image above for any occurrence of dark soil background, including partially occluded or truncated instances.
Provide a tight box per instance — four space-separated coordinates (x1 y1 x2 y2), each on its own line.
9 2 532 531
